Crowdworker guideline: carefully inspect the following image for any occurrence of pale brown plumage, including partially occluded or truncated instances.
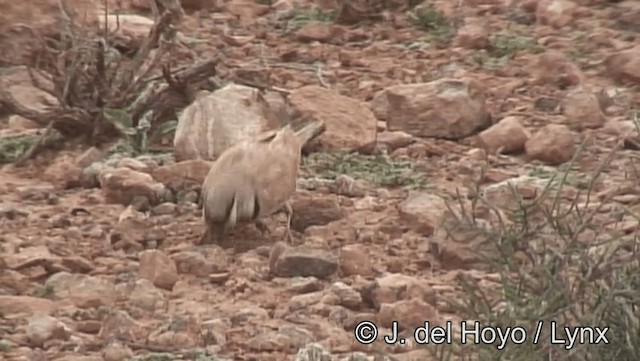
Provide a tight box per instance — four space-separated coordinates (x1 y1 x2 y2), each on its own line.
199 120 325 246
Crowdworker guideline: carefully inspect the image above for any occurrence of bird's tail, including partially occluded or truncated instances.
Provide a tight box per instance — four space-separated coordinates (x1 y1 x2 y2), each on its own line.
293 119 326 146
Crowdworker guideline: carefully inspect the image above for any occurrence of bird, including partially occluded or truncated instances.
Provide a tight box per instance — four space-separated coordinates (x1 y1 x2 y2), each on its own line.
199 119 325 246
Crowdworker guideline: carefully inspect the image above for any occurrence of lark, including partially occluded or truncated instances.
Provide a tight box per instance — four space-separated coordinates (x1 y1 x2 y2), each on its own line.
199 120 325 246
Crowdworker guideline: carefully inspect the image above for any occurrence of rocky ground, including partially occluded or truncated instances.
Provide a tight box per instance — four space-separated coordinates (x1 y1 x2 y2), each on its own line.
1 0 640 360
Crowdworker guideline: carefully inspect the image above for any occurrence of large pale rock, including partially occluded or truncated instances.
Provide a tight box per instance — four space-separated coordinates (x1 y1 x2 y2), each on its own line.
173 84 281 161
382 78 491 140
288 85 378 151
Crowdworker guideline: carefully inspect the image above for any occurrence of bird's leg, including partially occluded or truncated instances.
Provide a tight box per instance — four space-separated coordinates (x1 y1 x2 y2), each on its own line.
199 222 227 246
199 222 213 245
283 201 294 244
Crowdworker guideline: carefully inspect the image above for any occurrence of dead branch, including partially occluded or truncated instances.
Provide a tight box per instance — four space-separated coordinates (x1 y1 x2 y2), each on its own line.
129 57 221 126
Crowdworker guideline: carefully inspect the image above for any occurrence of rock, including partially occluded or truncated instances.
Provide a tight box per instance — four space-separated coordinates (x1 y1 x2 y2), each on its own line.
331 175 367 197
604 46 640 85
99 14 153 41
225 0 270 22
0 295 55 316
99 310 148 341
117 158 152 173
76 147 104 168
430 237 487 270
173 84 281 161
481 175 549 211
295 22 343 43
295 343 333 361
101 342 134 361
151 202 177 216
26 313 70 347
45 272 116 308
525 124 576 165
561 87 606 130
339 244 375 277
290 195 347 232
328 282 362 309
286 277 323 294
378 298 440 331
533 52 584 88
4 245 60 271
138 250 179 290
270 247 338 279
129 279 165 312
376 131 417 152
0 202 30 220
476 116 530 154
370 90 388 121
454 18 490 49
0 0 96 66
172 249 229 277
535 0 578 28
289 85 378 151
397 191 448 236
367 273 437 309
0 67 58 115
44 154 83 189
98 167 167 206
382 78 491 140
151 159 212 192
7 115 39 129
248 325 315 352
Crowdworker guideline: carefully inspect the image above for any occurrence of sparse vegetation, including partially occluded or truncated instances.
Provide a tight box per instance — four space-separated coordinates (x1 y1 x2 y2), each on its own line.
489 33 541 58
408 1 453 40
0 340 12 352
32 284 55 298
284 4 336 32
472 32 541 70
302 151 427 189
0 132 39 163
431 143 640 360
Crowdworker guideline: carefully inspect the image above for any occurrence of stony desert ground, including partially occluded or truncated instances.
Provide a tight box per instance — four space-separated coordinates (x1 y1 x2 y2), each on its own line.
1 0 640 360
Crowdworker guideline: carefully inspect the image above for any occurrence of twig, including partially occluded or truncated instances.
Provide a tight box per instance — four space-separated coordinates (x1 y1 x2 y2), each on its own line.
315 63 329 88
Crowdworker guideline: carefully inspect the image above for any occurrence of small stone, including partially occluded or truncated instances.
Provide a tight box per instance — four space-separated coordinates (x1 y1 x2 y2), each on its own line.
138 250 179 290
26 313 70 347
339 244 374 277
397 191 447 236
271 248 338 279
476 116 530 154
525 124 576 165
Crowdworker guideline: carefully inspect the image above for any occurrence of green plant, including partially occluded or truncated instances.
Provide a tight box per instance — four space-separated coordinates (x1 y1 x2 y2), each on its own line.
431 140 640 360
0 133 38 163
302 151 427 189
283 5 336 32
489 33 540 58
103 108 177 155
32 285 55 298
408 2 453 40
0 340 12 352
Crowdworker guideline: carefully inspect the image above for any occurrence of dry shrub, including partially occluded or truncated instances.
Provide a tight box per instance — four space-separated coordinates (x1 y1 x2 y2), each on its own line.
0 0 220 162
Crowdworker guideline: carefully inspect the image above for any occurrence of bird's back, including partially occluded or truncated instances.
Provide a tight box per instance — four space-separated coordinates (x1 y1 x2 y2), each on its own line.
201 126 302 225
